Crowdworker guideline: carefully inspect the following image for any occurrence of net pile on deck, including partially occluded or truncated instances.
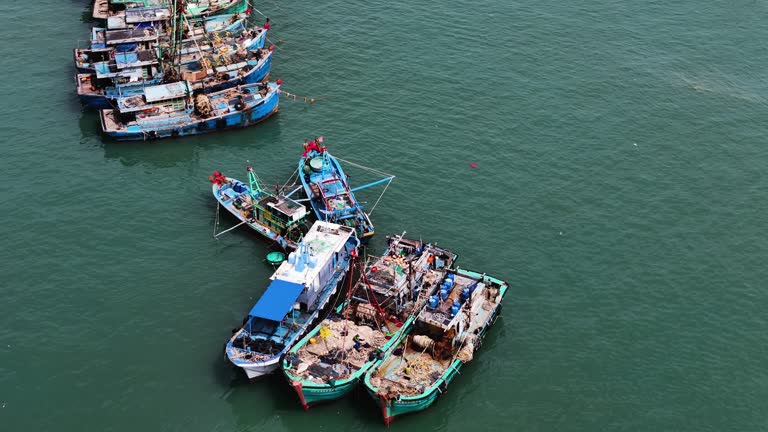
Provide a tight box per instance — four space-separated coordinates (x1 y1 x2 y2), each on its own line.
370 351 449 397
293 319 389 382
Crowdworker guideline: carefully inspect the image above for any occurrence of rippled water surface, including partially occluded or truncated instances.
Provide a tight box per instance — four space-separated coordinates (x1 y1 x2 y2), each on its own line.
1 1 767 430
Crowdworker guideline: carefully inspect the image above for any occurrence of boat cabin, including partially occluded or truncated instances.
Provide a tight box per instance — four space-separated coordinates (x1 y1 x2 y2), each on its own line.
272 222 355 311
254 195 308 229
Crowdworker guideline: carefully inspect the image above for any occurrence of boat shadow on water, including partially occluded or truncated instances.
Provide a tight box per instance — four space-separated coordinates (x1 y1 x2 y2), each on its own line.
98 116 283 168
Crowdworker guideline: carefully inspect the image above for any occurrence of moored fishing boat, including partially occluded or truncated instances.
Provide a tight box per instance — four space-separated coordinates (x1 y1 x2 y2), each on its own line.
363 269 509 425
99 79 280 140
171 42 274 94
282 234 456 409
210 167 309 251
74 25 160 74
225 221 360 380
76 26 273 109
93 0 250 21
299 143 394 244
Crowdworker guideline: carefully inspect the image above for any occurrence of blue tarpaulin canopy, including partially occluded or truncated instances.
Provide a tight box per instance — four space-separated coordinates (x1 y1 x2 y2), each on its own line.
248 280 304 322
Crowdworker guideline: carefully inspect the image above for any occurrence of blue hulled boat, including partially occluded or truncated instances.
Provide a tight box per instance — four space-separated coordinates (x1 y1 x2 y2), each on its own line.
74 25 160 74
77 26 271 109
299 147 378 243
211 167 310 251
225 221 360 380
99 79 280 140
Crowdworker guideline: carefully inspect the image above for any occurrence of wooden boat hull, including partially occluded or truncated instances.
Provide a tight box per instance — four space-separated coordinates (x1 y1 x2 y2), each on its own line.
100 86 279 141
363 270 508 425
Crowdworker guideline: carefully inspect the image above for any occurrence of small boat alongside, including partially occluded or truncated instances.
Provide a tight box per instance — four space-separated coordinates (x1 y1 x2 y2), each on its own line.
225 221 360 380
99 79 280 140
299 143 394 244
210 167 309 251
282 234 456 409
363 269 509 425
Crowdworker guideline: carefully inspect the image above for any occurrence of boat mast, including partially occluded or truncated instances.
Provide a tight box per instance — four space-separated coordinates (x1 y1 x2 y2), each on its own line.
246 165 264 200
174 0 186 79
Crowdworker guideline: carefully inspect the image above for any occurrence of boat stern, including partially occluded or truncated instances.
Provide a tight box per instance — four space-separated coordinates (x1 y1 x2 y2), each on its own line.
291 380 309 410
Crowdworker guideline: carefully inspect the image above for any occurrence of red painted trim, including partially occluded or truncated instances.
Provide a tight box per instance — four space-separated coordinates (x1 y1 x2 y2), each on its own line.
378 392 393 426
292 381 309 411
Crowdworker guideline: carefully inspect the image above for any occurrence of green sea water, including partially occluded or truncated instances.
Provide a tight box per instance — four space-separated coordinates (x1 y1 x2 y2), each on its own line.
2 1 768 430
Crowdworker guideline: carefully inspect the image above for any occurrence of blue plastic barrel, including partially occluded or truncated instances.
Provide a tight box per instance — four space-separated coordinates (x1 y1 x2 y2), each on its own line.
461 287 470 302
450 303 460 316
428 295 438 309
440 289 448 301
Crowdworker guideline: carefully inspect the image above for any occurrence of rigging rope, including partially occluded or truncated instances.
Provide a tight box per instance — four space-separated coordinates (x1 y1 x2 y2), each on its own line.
213 199 221 238
367 176 393 216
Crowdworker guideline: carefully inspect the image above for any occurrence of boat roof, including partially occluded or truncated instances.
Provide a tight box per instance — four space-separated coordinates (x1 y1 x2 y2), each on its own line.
144 81 191 102
106 27 158 44
248 279 304 322
125 6 172 24
271 221 354 286
115 50 157 69
267 196 307 220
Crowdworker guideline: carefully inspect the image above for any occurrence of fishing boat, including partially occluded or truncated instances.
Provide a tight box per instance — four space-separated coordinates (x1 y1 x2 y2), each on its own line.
210 167 310 251
74 24 163 109
225 221 360 380
99 79 280 140
170 41 274 94
282 234 457 409
363 268 509 425
74 26 160 74
75 17 257 74
299 143 394 244
93 0 249 21
77 24 271 109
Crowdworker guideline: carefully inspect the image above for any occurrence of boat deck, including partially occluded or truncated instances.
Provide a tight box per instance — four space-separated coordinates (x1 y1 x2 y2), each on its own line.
370 347 450 397
230 309 315 363
370 273 505 397
290 318 390 383
92 0 109 19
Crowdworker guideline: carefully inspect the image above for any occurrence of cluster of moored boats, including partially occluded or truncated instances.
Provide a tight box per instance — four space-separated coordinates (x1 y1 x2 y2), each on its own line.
76 0 279 140
76 0 509 425
213 142 509 425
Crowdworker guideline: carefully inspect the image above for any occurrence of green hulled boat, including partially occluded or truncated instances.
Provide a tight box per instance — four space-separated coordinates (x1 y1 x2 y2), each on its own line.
363 269 509 425
281 235 457 409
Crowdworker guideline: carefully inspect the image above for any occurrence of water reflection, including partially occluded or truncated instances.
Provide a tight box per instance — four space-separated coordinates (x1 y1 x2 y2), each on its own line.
97 115 284 168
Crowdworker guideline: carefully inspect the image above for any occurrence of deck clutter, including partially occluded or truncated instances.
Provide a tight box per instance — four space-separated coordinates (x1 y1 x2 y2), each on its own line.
81 1 510 426
77 0 279 139
211 141 510 424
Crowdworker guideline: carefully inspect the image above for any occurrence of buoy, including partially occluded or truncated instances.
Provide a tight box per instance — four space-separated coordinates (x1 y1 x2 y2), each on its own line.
266 251 286 265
